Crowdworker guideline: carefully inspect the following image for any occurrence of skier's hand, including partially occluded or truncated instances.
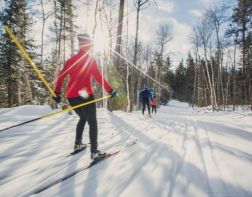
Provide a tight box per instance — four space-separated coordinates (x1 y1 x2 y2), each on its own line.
52 92 61 103
109 89 116 98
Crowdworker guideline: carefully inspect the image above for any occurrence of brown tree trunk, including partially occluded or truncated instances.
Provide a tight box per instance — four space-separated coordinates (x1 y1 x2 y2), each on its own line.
115 0 124 57
17 0 32 105
66 0 75 55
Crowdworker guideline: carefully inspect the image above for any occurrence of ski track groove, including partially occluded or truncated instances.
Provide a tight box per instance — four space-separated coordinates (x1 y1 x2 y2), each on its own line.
191 118 235 196
23 112 139 196
166 118 189 197
191 119 212 196
109 133 172 197
202 122 224 184
196 120 242 197
38 143 137 196
0 115 129 189
108 112 179 197
1 105 252 196
110 112 173 150
24 145 123 196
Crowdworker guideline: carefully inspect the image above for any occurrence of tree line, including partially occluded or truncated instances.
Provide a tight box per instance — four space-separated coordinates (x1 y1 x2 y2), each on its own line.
187 1 252 110
0 0 251 111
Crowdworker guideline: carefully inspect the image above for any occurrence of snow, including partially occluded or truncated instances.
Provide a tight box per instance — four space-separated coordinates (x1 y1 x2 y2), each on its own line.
0 100 252 197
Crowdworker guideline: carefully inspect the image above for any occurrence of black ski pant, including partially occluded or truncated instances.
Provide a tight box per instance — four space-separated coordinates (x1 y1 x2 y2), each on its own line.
152 105 157 114
68 95 97 153
142 99 150 114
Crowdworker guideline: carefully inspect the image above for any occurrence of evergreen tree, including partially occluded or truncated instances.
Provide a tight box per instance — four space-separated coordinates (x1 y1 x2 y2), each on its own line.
185 53 195 104
160 56 174 104
231 0 252 105
0 0 36 107
174 60 187 101
0 0 19 107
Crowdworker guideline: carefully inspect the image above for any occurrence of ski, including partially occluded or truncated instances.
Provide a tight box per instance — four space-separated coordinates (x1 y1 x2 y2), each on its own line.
32 150 121 194
66 146 87 157
29 141 137 195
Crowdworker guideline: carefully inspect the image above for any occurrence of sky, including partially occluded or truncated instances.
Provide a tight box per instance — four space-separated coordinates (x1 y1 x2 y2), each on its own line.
0 0 237 67
73 0 237 66
129 0 237 65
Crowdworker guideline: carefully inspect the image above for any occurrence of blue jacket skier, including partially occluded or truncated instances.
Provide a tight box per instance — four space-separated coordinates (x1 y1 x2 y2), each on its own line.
139 85 152 115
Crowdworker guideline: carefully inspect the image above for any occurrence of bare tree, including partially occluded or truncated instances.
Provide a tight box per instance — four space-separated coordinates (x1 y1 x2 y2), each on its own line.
40 0 53 66
154 24 172 100
45 0 78 109
208 6 228 109
130 0 151 111
191 26 200 107
92 0 100 37
197 12 218 110
133 0 150 66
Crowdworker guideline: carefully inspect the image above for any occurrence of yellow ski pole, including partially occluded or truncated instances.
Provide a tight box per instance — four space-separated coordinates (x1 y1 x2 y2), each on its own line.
3 25 56 97
0 95 112 132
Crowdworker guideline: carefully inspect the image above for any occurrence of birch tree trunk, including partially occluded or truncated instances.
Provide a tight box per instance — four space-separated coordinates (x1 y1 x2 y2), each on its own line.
233 42 237 111
125 3 131 112
193 47 198 107
50 0 64 109
209 6 227 109
40 0 45 66
203 47 215 110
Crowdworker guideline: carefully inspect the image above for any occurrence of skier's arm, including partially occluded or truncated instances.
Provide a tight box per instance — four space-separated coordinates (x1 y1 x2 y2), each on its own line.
148 90 153 100
91 60 112 93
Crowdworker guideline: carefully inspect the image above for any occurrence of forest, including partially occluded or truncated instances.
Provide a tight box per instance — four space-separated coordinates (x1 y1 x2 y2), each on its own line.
0 0 251 111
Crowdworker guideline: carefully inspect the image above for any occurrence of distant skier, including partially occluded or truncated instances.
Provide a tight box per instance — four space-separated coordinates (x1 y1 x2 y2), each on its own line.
52 33 116 161
151 95 157 114
139 85 152 117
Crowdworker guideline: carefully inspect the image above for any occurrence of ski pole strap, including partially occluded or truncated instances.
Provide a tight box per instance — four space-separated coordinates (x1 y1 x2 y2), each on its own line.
3 25 56 97
0 95 111 132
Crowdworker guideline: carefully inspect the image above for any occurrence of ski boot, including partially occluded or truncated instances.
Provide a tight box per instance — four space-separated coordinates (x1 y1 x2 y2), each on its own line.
91 150 106 161
74 142 87 151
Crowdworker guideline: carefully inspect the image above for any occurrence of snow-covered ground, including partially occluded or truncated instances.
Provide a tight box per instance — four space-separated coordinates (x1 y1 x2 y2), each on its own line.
0 100 252 197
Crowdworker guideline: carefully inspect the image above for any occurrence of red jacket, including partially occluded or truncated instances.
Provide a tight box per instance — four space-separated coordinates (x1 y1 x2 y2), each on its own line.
54 49 112 98
151 98 157 106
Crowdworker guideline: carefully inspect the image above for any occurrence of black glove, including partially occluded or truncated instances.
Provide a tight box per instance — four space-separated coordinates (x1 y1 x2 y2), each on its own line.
109 89 116 98
52 92 61 103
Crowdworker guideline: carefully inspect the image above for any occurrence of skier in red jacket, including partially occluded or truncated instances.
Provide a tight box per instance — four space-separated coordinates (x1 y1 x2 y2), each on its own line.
53 33 116 160
151 95 157 114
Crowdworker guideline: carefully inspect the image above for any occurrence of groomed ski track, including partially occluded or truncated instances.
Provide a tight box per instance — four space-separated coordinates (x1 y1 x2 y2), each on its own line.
0 100 252 196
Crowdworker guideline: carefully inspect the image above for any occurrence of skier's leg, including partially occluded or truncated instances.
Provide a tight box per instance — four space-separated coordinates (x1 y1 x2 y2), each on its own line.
68 97 86 145
147 101 151 114
84 95 98 153
74 108 86 144
142 101 146 114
